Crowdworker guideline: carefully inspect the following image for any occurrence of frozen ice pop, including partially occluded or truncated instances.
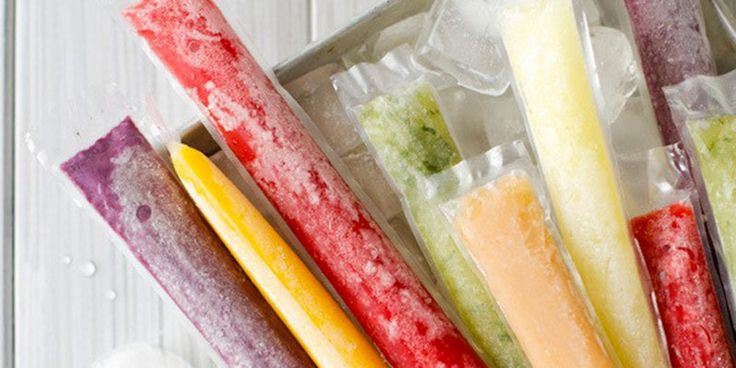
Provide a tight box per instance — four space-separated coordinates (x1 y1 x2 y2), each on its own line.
623 0 716 144
687 115 736 294
358 82 529 368
448 173 615 368
631 202 733 368
169 142 387 368
60 118 314 368
124 1 484 366
501 1 668 367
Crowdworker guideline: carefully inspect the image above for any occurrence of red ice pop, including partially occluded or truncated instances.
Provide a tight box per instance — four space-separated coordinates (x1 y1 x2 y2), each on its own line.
123 1 484 367
623 0 716 145
631 202 733 368
61 118 315 368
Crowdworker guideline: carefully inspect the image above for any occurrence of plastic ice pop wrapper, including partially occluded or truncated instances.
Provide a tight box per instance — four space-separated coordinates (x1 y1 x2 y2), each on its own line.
167 142 388 368
499 0 670 366
424 141 619 368
122 1 486 366
665 68 736 334
333 47 530 368
24 86 316 368
619 143 735 367
621 0 717 145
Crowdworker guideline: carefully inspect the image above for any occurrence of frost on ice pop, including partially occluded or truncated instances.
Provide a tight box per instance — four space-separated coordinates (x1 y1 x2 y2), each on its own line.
631 202 733 368
623 0 716 144
447 173 615 367
169 143 387 368
60 118 314 368
358 82 530 368
687 115 736 297
123 1 484 366
500 0 668 367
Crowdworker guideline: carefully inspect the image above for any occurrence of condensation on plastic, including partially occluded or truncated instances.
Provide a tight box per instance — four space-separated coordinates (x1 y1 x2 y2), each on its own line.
664 68 736 333
24 86 228 368
423 141 622 367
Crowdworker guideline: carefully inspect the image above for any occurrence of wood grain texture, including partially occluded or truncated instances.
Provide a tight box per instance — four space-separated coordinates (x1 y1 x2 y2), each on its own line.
11 0 351 366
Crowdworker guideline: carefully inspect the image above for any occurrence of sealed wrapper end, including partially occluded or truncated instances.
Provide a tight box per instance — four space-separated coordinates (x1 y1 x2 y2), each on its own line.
430 148 616 367
665 69 736 329
57 117 314 368
338 70 529 366
123 1 485 366
620 145 734 368
622 0 716 145
168 142 387 368
500 0 668 367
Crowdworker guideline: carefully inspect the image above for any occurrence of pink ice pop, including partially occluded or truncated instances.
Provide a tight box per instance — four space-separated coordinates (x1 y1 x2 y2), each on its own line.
623 0 716 144
61 118 315 368
124 1 485 367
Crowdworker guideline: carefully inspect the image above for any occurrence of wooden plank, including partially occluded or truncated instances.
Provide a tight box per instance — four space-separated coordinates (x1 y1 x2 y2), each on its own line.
13 1 308 367
2 0 14 366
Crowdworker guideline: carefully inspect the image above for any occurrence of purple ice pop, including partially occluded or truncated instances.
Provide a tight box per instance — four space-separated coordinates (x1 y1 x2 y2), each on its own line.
60 117 314 368
623 0 716 144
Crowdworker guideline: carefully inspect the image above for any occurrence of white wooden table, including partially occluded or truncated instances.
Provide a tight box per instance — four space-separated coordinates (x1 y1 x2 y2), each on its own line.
11 1 382 366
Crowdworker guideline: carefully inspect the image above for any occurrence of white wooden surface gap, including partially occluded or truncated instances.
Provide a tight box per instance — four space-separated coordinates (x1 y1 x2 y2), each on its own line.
13 1 380 367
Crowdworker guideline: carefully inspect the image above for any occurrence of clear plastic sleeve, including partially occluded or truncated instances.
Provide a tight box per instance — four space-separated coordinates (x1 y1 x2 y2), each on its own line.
425 141 621 367
618 143 736 366
665 68 736 333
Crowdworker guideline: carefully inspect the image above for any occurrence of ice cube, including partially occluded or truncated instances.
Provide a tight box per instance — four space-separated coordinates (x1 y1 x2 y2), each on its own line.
589 26 638 125
611 96 663 156
435 86 490 158
342 148 403 219
415 0 510 96
436 86 525 158
91 344 193 368
284 64 364 156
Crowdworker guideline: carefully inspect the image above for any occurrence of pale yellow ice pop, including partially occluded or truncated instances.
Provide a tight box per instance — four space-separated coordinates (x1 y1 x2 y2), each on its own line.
501 0 667 367
169 143 387 368
450 173 615 367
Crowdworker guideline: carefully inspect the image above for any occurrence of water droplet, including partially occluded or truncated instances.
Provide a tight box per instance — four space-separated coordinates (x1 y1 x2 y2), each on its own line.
105 290 117 301
78 261 97 277
61 255 72 265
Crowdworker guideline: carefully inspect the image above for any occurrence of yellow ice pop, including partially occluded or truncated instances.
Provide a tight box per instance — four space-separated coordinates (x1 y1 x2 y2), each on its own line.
501 1 667 367
169 143 387 368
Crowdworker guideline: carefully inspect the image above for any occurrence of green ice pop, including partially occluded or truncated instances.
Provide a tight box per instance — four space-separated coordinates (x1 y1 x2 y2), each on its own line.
358 82 529 368
688 115 736 287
